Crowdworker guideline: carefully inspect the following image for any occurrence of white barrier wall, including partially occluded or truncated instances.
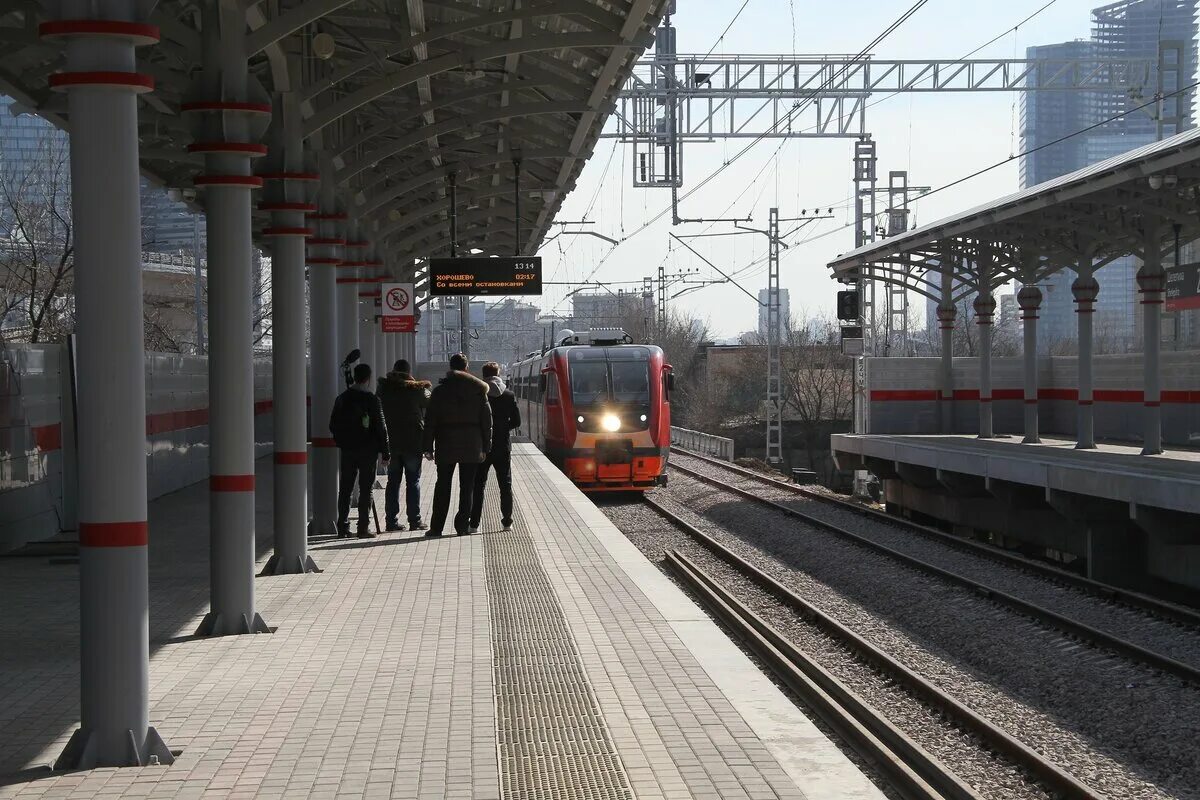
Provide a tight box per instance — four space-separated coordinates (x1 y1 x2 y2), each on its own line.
0 345 68 553
866 352 1200 445
0 344 274 553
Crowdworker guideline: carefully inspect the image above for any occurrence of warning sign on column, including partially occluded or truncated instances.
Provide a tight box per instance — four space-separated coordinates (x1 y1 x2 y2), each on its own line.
381 283 415 332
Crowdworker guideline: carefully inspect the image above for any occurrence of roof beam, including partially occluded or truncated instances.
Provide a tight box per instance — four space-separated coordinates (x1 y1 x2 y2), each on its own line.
303 31 647 138
337 100 592 185
358 149 569 216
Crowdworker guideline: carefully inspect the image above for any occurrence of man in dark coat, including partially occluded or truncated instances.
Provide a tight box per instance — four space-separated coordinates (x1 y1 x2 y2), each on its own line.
330 363 390 538
377 358 432 531
422 353 492 536
469 361 521 532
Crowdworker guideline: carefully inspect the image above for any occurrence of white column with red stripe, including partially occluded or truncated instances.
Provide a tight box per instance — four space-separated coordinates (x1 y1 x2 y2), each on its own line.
346 221 374 381
936 265 956 435
973 288 995 440
259 92 319 574
332 208 358 372
1139 216 1165 455
39 7 174 769
306 157 343 533
190 0 270 635
1018 283 1042 444
1072 258 1099 450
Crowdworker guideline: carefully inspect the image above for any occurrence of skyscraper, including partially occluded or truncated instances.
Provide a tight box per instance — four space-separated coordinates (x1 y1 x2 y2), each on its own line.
757 287 790 338
0 95 205 252
1020 0 1198 351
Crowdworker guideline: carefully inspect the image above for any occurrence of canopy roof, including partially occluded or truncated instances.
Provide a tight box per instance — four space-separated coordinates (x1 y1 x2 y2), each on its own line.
0 0 666 277
828 127 1200 302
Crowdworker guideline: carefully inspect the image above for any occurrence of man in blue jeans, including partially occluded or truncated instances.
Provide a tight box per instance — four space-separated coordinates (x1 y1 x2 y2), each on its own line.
376 359 432 531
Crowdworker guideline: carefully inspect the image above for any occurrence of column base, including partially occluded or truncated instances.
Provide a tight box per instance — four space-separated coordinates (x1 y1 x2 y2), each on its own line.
260 553 322 575
194 611 272 637
307 518 338 536
1074 442 1097 451
1141 446 1164 456
1022 435 1041 444
53 725 174 771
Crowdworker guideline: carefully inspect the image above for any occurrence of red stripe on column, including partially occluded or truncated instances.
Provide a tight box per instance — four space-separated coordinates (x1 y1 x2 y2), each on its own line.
275 452 308 465
211 475 256 492
1039 388 1077 401
80 521 148 547
33 423 62 452
1078 400 1094 406
39 20 160 44
1145 401 1162 408
952 389 981 401
48 71 154 92
869 389 937 401
311 437 337 448
1093 389 1142 403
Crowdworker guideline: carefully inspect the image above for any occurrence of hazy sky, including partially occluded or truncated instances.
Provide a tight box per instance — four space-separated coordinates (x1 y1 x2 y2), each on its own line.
534 0 1115 337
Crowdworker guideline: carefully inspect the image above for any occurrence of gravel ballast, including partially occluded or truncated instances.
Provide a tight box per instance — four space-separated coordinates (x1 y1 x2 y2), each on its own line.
601 471 1200 800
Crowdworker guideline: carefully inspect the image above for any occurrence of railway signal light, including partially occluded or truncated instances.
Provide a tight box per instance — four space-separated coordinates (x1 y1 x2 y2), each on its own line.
837 290 859 321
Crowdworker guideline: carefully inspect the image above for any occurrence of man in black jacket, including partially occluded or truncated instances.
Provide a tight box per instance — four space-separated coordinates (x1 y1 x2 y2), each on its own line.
469 361 521 532
423 353 491 537
377 358 432 532
330 363 390 538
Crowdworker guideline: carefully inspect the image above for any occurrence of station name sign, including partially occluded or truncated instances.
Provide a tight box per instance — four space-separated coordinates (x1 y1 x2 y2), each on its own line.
1166 261 1200 312
429 256 542 296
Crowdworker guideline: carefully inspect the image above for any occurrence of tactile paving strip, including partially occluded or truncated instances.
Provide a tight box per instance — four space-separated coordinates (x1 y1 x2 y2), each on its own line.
483 514 633 800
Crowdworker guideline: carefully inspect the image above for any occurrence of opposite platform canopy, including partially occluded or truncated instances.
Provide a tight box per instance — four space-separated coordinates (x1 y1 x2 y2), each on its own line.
828 127 1200 304
0 0 667 276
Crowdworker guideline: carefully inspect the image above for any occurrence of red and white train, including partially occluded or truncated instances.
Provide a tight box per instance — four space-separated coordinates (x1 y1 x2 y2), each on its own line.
509 329 673 491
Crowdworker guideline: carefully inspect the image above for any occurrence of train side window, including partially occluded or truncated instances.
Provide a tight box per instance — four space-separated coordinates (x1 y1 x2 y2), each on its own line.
543 372 559 404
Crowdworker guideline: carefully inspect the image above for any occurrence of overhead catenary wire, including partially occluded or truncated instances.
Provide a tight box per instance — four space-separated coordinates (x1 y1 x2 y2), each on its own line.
580 0 934 286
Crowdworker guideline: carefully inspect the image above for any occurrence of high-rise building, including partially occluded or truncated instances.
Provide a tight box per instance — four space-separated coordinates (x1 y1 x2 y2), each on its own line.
571 290 652 333
1 95 206 252
757 287 790 338
1021 1 1198 352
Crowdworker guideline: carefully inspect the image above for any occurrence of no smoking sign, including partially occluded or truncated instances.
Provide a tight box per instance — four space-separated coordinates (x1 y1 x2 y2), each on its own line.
381 282 415 332
386 286 410 313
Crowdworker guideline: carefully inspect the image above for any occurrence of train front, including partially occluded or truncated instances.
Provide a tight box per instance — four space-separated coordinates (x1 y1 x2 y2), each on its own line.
558 344 671 491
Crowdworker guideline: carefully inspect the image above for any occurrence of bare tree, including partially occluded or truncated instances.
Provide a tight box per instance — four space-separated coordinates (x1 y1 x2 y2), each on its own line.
0 129 75 342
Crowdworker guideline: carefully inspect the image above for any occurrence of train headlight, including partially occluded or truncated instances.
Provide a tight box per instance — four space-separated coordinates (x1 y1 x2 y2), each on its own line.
577 415 584 424
601 413 621 432
640 414 647 422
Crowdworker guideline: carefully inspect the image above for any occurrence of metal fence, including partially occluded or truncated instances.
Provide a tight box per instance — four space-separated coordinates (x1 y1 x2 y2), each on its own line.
670 426 735 461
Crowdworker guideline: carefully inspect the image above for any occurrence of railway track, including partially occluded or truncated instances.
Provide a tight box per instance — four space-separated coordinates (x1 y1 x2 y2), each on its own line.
671 447 1200 629
667 449 1200 685
649 495 1104 800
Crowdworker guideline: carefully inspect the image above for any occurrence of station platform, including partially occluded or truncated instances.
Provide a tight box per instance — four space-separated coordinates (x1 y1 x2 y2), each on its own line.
0 444 881 800
831 433 1200 514
831 433 1200 595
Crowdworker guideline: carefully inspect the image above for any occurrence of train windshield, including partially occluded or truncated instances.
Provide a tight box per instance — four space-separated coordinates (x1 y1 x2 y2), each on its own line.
568 347 651 407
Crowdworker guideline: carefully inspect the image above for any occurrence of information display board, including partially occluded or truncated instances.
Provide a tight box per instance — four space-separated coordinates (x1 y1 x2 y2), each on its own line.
381 283 415 332
1166 261 1200 312
428 256 542 296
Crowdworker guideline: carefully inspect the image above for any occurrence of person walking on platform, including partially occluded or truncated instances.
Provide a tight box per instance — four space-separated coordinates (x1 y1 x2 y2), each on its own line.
423 353 491 537
330 363 390 538
377 358 431 532
469 362 520 533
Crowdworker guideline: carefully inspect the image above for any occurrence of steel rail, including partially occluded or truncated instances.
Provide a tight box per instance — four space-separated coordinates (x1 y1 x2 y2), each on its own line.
663 550 979 800
646 497 1108 800
665 456 1200 686
670 447 1200 630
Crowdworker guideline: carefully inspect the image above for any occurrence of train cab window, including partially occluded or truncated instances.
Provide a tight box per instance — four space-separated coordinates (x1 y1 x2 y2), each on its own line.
610 361 649 403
